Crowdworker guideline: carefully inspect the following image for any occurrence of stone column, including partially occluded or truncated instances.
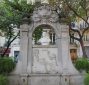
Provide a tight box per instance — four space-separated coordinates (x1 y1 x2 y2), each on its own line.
61 25 78 75
61 28 70 74
20 24 29 74
27 30 33 73
55 24 62 74
56 37 62 74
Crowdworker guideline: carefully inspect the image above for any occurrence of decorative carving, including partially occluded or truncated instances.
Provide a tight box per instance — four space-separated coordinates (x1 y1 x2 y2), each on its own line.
32 48 59 73
32 5 59 23
32 11 41 22
49 12 59 23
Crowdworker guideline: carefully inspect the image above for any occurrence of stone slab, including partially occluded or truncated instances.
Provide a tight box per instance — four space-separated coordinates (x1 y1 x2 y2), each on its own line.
29 76 60 85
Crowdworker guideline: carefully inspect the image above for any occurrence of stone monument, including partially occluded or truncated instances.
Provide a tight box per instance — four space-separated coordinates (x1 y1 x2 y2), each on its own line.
8 4 84 85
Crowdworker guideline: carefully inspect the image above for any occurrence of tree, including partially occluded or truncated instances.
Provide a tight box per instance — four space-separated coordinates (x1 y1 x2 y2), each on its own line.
50 0 89 58
0 0 34 57
64 0 89 58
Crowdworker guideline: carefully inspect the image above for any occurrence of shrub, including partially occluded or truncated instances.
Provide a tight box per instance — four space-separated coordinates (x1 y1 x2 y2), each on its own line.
0 57 16 74
84 73 89 85
74 58 89 72
0 75 9 85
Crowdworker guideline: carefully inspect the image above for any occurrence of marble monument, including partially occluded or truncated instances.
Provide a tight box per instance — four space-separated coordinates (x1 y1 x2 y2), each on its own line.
8 4 84 85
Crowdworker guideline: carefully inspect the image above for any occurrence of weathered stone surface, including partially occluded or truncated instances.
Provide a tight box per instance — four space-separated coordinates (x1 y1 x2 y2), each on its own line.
29 76 60 85
32 47 59 73
69 75 84 85
8 75 21 85
10 4 84 85
32 5 59 23
8 74 84 85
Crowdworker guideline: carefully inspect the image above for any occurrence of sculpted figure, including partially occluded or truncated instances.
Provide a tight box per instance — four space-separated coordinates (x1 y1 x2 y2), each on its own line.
38 29 51 45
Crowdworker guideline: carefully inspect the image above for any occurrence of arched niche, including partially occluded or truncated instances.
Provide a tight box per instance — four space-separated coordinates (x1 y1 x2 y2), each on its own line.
32 24 57 45
26 23 78 74
26 22 62 74
20 4 78 75
31 24 60 73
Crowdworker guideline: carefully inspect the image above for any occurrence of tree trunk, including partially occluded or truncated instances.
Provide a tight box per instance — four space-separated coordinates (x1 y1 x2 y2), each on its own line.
1 31 20 57
1 42 11 57
80 39 87 58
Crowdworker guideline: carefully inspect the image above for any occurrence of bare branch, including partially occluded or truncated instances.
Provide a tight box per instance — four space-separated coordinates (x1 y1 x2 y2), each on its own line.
69 25 80 41
65 0 89 25
2 31 20 57
70 34 80 41
70 28 82 38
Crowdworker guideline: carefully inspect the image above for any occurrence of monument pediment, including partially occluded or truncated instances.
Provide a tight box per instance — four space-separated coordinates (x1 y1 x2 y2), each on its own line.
32 4 59 23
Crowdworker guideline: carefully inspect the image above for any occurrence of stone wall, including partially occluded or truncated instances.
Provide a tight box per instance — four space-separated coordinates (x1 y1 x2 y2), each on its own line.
8 74 84 85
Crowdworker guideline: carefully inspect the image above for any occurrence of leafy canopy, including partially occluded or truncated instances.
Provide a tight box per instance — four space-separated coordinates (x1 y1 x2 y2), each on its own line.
0 0 34 37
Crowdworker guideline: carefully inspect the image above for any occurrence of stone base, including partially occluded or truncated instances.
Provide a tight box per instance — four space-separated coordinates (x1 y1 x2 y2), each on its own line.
8 74 84 85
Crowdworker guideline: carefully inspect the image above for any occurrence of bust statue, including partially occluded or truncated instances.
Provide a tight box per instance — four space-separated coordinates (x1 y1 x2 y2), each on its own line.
38 29 51 45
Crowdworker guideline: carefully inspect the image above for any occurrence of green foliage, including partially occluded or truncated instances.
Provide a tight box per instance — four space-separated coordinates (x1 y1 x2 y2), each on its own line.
84 73 89 85
0 1 20 38
0 0 34 36
0 75 9 85
0 0 34 56
0 57 16 74
65 0 87 17
48 0 57 6
4 0 34 19
74 58 89 72
33 27 43 43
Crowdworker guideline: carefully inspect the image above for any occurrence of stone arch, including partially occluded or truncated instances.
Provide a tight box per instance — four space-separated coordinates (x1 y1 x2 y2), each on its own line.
30 23 61 73
31 23 60 44
27 22 79 74
28 25 78 73
32 24 58 37
31 4 60 37
32 24 58 45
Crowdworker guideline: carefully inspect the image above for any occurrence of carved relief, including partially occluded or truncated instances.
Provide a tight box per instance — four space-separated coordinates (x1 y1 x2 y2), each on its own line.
32 5 59 23
32 48 59 73
49 12 59 23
